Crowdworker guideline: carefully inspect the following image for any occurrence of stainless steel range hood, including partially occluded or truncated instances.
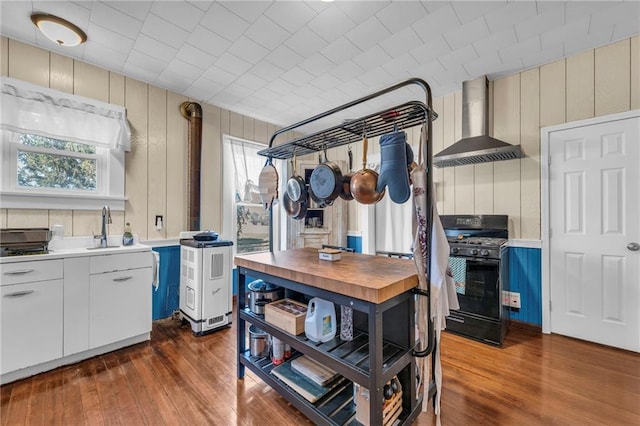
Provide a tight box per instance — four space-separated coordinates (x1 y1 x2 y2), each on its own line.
433 76 522 168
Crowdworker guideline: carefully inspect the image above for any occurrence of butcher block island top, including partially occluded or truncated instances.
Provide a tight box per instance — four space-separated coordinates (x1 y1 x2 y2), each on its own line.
234 247 418 304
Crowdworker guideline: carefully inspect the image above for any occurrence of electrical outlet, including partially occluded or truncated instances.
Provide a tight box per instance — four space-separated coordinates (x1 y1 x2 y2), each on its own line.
502 291 511 306
509 292 521 309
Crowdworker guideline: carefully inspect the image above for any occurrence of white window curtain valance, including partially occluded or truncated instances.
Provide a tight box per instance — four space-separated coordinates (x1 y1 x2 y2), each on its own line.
0 77 131 151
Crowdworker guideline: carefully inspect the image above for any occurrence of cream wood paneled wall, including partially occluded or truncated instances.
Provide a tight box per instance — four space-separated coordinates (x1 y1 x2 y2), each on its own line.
0 37 290 240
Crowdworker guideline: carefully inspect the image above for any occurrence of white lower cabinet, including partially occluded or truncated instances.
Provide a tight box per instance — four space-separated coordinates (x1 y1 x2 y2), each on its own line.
89 267 152 349
1 279 63 374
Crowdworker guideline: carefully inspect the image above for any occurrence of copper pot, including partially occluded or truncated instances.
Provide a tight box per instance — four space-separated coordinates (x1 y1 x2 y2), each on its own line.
350 138 384 204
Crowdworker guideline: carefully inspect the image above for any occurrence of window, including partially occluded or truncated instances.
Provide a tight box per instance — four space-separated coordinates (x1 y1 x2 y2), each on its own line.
0 77 130 210
222 135 277 256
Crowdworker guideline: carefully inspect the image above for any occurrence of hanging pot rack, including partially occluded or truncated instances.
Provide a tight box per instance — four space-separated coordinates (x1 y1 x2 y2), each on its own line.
258 78 438 161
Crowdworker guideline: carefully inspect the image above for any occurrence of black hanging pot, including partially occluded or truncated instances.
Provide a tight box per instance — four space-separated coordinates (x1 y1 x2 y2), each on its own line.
194 230 219 241
282 190 308 220
310 148 342 207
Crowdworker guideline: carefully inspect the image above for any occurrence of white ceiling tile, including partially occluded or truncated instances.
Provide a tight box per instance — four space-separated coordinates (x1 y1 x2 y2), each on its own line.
187 26 232 57
484 2 538 35
150 1 203 32
410 36 452 65
133 34 176 63
443 17 490 50
298 54 336 77
244 15 291 50
265 78 297 95
565 1 613 21
540 17 589 50
176 44 217 70
211 90 243 107
473 28 518 57
293 83 323 99
499 35 541 61
234 72 268 91
227 36 269 65
320 37 361 65
33 1 91 29
451 1 507 24
141 13 189 49
487 57 524 80
187 1 211 13
520 43 564 69
214 52 252 76
515 3 565 41
126 49 168 73
307 5 355 43
0 3 38 45
202 65 237 86
353 46 393 71
438 45 478 71
357 66 395 88
375 1 428 33
564 27 614 58
590 1 640 33
121 62 161 83
83 40 128 70
86 22 135 54
219 1 272 24
330 60 364 83
284 27 329 59
379 27 423 59
381 52 420 77
413 60 447 82
100 1 151 21
311 73 343 91
264 1 317 34
612 18 640 41
345 16 391 51
265 45 305 71
463 51 502 78
248 60 286 82
336 1 389 26
432 64 470 86
281 66 315 86
236 96 268 112
184 77 225 102
200 2 251 42
412 4 460 43
164 58 202 81
253 86 282 103
158 69 191 92
337 79 371 100
89 2 144 40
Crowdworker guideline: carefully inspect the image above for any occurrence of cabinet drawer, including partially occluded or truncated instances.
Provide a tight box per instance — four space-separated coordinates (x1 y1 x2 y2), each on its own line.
1 279 63 374
0 259 63 286
90 251 152 274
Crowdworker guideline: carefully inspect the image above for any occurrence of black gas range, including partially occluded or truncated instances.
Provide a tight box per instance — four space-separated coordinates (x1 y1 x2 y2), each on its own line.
441 215 510 346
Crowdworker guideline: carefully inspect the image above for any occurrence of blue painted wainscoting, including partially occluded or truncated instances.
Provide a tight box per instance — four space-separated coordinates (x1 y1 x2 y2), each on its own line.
507 245 542 326
151 246 181 320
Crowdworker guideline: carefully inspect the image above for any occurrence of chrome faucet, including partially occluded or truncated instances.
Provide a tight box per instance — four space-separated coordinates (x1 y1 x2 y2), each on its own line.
100 205 112 248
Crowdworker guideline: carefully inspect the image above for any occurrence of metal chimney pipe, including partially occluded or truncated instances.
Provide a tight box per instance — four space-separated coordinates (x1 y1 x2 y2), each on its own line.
180 101 203 231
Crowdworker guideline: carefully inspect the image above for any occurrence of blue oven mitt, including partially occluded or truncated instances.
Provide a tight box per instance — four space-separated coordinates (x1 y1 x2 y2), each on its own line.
376 131 411 203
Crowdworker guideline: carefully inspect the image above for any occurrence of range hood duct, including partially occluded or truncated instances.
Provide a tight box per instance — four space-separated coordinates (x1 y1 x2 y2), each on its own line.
433 76 522 168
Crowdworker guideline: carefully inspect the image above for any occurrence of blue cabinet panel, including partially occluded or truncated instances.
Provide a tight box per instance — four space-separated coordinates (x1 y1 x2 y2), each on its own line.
152 246 181 320
507 247 542 326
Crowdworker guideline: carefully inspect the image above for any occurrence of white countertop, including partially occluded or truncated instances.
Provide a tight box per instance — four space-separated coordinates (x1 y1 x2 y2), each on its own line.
0 235 152 264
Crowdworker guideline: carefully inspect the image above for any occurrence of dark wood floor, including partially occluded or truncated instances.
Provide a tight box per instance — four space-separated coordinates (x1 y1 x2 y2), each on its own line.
2 317 638 425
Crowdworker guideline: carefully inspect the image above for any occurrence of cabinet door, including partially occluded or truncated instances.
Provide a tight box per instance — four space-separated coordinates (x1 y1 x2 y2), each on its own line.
89 267 152 349
1 280 63 374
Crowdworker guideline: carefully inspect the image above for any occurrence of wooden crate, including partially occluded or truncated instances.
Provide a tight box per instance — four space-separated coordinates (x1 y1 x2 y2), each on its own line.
355 379 403 426
265 298 307 335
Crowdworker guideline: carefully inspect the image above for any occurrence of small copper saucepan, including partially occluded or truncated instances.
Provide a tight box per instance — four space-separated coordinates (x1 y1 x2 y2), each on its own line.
350 137 384 204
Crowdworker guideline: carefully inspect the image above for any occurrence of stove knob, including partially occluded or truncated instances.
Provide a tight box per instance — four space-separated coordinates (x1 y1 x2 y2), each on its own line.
480 249 490 256
451 247 459 254
470 248 478 256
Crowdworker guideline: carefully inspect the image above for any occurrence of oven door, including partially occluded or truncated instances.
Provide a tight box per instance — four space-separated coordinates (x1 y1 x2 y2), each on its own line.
448 256 501 320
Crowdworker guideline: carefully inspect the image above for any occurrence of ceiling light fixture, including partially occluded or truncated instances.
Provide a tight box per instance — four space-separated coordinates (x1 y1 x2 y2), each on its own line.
30 13 87 47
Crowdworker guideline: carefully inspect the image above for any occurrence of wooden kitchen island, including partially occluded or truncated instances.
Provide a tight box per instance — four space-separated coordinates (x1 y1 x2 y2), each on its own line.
235 248 434 425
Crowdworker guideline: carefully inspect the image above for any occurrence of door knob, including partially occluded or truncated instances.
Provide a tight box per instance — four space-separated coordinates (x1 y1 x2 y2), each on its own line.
628 242 640 251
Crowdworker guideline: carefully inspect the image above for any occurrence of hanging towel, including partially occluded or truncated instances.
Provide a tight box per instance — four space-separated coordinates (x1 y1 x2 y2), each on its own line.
152 250 160 291
411 163 459 420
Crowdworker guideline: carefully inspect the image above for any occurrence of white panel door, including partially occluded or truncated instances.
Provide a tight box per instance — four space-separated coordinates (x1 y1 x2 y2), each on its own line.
549 115 639 352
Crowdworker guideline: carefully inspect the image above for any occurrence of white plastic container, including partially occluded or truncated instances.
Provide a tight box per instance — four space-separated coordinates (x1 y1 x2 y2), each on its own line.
304 297 336 343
